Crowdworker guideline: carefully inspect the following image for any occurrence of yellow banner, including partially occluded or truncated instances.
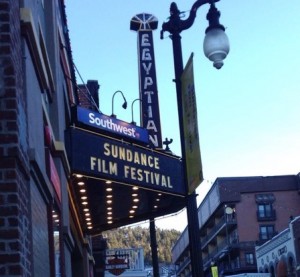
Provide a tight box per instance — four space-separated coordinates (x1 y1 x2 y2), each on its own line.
211 266 218 277
181 53 203 194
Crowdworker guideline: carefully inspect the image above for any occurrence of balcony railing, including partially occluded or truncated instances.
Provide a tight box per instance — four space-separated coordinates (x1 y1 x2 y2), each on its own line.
201 216 237 248
218 258 257 275
202 240 257 271
203 239 230 268
176 257 191 275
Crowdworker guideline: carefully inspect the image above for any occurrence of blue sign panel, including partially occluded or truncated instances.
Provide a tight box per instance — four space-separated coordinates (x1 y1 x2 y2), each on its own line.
138 30 163 148
66 128 185 195
76 107 149 144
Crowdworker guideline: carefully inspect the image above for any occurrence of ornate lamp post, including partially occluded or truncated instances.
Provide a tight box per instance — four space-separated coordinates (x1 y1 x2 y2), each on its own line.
161 1 229 276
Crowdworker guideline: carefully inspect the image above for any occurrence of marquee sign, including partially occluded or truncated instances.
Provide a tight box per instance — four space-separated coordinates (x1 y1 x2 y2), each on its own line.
66 128 185 195
74 106 149 144
130 13 163 148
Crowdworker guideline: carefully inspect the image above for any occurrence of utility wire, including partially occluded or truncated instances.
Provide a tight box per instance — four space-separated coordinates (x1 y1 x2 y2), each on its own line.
60 42 101 113
73 62 101 113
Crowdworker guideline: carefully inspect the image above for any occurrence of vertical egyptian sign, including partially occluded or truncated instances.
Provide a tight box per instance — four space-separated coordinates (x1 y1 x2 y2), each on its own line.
181 53 203 194
130 13 162 149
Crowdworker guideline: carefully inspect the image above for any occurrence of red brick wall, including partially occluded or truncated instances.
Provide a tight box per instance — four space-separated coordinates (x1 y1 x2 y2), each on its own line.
236 193 259 241
236 191 300 242
0 0 32 276
273 191 300 230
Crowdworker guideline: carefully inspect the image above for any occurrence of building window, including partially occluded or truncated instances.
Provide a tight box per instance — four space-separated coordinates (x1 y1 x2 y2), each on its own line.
255 194 275 203
259 225 275 240
256 194 276 221
245 253 254 265
51 204 61 277
258 204 272 217
257 203 276 221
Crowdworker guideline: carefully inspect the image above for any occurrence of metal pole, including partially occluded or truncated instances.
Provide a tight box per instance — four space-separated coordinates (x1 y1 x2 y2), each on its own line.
172 31 203 277
150 218 160 277
161 2 207 276
161 1 229 275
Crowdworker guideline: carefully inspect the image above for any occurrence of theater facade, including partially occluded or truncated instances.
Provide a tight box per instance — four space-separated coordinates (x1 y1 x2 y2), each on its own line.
0 1 187 276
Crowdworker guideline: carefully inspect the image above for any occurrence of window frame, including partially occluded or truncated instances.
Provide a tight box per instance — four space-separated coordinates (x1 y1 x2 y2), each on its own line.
259 224 275 240
245 252 255 265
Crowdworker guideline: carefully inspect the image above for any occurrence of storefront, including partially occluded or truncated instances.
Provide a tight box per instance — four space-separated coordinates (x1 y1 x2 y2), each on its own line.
256 216 300 277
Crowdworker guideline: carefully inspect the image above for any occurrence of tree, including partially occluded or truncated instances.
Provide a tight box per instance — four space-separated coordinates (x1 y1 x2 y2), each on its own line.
103 226 181 265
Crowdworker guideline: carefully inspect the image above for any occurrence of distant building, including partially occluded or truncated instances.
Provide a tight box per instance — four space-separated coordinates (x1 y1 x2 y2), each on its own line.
77 80 100 111
256 216 300 277
145 264 177 277
172 175 300 277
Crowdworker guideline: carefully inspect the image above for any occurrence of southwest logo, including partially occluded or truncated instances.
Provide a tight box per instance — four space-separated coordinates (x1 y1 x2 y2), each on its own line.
75 107 149 144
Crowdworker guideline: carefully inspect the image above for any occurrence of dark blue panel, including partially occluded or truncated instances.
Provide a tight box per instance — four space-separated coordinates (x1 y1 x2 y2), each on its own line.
67 128 185 195
76 107 149 144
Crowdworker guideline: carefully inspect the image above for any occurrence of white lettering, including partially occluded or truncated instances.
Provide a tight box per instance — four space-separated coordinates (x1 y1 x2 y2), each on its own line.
124 165 130 178
104 143 110 156
148 105 153 118
103 143 159 169
141 33 151 46
147 120 158 132
90 157 118 176
87 112 137 138
144 91 153 103
154 173 160 185
126 149 133 162
122 165 172 188
134 152 140 164
140 154 147 166
138 31 162 148
149 134 158 147
144 77 153 89
137 169 143 181
90 156 97 170
148 156 154 167
142 62 152 75
142 48 152 61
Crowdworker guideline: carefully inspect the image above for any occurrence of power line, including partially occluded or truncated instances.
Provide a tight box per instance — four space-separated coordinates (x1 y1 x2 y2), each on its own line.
73 62 101 113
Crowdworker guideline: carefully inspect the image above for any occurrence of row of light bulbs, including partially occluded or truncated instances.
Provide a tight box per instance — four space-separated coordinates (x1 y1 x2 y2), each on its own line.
52 209 60 228
76 175 93 230
75 174 164 230
105 182 141 225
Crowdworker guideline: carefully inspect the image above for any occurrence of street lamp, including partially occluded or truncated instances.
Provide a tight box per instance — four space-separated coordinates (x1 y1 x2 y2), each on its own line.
131 98 142 125
111 90 128 118
161 1 229 69
203 2 230 69
161 1 229 277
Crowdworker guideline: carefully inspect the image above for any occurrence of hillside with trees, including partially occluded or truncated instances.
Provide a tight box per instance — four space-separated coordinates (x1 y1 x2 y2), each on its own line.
103 226 181 265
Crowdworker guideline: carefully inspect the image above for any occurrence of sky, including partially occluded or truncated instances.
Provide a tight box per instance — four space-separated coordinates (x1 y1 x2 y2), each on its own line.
65 0 300 231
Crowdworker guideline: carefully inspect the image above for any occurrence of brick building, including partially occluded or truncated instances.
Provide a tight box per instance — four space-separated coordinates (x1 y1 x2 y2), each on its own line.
172 175 300 277
0 0 95 276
